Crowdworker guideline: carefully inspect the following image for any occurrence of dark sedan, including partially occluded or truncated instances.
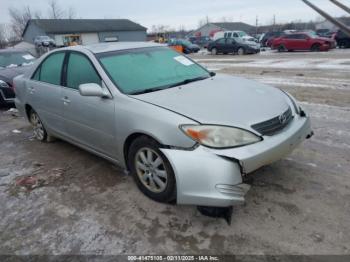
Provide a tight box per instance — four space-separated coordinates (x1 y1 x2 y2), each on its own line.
0 49 36 106
168 39 200 54
207 38 260 55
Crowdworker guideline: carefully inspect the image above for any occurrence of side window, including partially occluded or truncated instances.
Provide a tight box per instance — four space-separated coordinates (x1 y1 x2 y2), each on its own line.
217 38 226 44
233 33 238 37
286 34 297 39
39 52 65 85
66 53 101 90
224 33 227 38
32 67 41 81
227 32 232 38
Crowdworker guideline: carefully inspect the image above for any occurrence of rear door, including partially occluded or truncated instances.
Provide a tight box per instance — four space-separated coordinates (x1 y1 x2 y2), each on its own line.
61 51 116 156
28 52 66 134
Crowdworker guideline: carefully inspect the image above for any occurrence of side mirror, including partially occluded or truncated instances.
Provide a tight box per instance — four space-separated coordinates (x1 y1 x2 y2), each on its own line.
210 71 216 77
79 83 108 97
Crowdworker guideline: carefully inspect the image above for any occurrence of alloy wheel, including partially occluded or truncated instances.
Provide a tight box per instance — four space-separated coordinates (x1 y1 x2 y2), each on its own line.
30 112 45 141
134 147 168 193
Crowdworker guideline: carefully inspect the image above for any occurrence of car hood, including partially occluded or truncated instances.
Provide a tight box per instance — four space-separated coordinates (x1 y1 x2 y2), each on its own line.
316 37 334 42
133 74 290 129
188 44 200 49
0 66 29 83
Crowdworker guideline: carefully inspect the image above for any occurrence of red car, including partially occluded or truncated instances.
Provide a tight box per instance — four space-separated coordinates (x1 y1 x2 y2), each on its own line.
272 33 335 52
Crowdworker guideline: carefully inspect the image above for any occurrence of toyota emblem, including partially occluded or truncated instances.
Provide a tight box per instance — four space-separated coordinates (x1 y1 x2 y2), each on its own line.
279 113 287 124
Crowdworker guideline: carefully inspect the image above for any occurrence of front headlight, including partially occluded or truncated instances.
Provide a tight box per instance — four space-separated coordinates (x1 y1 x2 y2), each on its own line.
180 125 262 149
0 80 10 88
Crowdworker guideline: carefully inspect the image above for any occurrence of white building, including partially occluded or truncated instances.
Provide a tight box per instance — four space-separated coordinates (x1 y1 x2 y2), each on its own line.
22 19 147 46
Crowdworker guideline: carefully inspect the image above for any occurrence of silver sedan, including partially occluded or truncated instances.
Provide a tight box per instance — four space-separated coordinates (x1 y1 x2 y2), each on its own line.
14 42 313 207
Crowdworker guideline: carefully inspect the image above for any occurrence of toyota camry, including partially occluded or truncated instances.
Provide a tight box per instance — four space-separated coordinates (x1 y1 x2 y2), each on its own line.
14 42 313 207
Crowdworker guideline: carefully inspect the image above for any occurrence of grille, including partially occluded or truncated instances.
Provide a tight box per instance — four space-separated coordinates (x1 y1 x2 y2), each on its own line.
251 107 293 136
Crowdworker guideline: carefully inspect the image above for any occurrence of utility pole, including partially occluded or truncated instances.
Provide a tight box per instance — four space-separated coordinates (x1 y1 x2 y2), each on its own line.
329 0 350 15
301 0 350 36
255 15 259 35
273 14 276 31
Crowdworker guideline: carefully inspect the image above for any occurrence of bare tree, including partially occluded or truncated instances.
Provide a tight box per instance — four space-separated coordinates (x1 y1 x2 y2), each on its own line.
198 16 211 28
150 24 171 34
0 24 10 48
67 7 77 19
8 6 41 39
48 0 64 19
8 1 76 40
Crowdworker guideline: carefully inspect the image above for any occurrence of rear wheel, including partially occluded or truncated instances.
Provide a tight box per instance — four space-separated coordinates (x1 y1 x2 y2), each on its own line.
311 43 321 52
128 136 176 203
29 109 47 141
211 48 218 55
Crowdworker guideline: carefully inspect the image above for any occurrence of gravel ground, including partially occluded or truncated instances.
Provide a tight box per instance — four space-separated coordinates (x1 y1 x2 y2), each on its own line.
1 49 350 255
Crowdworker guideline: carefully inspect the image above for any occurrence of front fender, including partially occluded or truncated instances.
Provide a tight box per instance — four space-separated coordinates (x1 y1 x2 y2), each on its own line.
114 96 198 167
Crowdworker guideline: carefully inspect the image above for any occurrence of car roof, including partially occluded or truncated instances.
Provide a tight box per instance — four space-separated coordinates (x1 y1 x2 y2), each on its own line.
66 42 166 54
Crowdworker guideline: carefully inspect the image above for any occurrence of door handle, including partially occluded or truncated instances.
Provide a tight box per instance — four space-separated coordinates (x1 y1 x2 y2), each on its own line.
62 96 71 104
29 86 35 94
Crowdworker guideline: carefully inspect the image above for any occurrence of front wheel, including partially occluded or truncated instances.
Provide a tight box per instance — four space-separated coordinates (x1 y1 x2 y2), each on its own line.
278 45 287 52
128 136 176 203
29 109 47 141
311 43 321 52
237 47 245 55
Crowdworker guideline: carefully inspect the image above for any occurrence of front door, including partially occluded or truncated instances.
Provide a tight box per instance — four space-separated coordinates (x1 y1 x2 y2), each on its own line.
62 52 116 157
229 39 238 53
216 38 227 53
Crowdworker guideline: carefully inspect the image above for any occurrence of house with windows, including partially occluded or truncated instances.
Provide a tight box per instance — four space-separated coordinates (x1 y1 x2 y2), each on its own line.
22 19 147 46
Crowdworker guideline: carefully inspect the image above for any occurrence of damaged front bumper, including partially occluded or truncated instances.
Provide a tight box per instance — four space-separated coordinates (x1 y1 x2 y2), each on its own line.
161 114 312 207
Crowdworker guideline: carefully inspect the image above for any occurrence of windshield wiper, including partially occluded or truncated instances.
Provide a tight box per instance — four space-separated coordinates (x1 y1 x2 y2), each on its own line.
166 76 210 88
129 87 165 95
129 75 212 95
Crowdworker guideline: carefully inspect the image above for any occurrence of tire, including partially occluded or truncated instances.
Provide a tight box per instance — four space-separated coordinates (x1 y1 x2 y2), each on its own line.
278 45 287 52
237 47 245 55
183 48 190 54
311 43 321 52
211 48 218 55
29 109 47 141
128 136 176 203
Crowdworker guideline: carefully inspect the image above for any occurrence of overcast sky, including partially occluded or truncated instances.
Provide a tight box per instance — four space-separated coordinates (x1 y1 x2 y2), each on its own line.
1 0 349 30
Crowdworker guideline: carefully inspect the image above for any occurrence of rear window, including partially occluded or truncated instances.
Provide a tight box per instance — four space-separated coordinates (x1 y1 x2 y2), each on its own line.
0 52 35 68
33 52 65 85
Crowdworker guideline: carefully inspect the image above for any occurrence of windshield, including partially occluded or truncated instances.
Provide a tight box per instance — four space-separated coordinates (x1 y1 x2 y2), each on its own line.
307 32 318 38
97 47 210 94
0 52 36 68
234 37 245 44
177 40 192 46
238 31 247 37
